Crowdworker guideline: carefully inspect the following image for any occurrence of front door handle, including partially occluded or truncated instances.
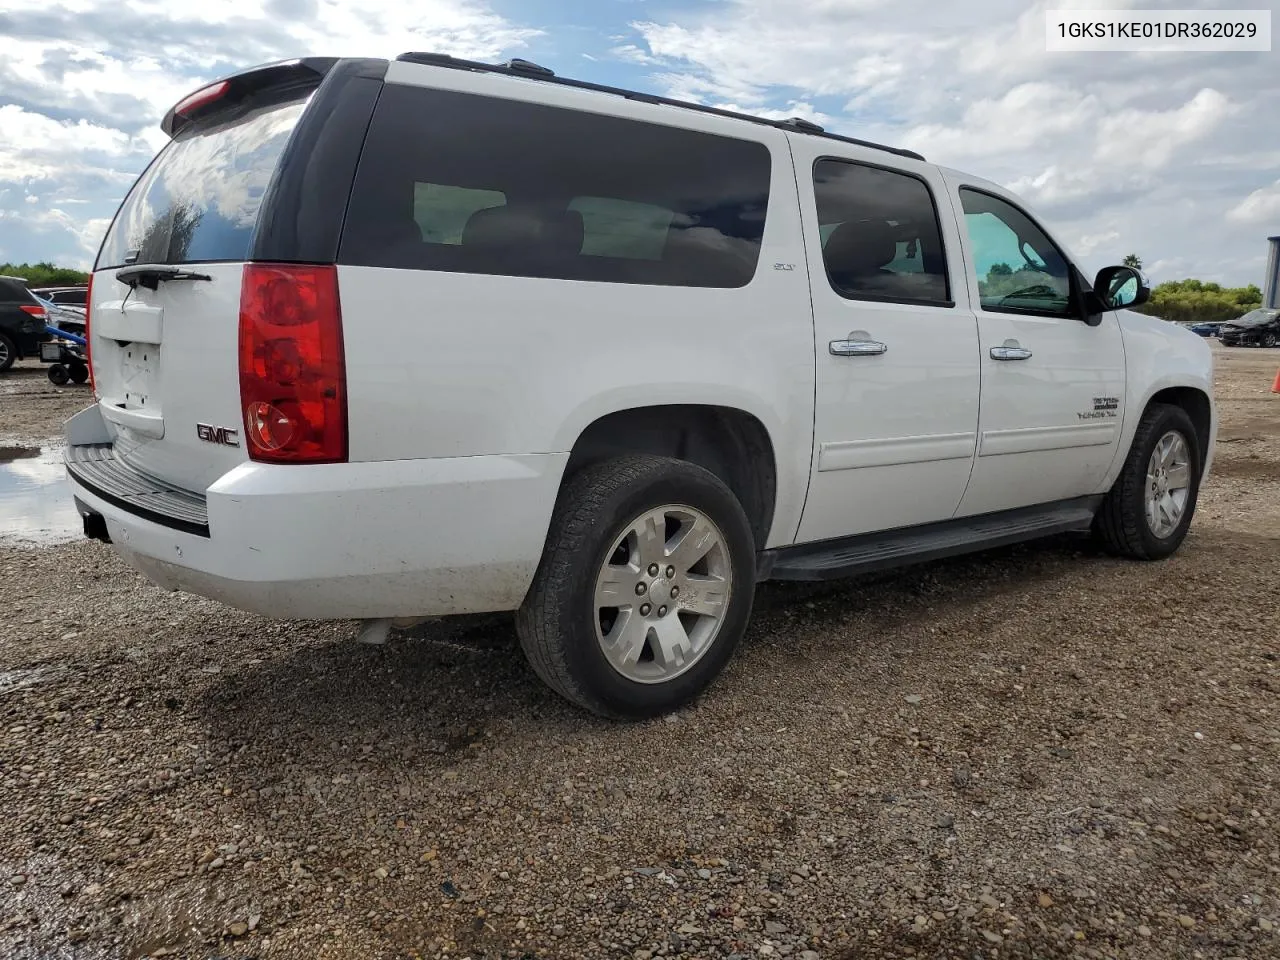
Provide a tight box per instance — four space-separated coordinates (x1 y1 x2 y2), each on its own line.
990 340 1033 361
830 330 888 357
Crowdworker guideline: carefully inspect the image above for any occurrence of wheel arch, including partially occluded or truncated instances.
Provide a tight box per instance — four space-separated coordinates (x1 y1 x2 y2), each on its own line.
1146 385 1212 470
563 404 779 550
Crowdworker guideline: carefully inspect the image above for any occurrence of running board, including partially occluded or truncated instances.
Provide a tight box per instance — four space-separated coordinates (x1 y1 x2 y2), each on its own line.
761 496 1102 582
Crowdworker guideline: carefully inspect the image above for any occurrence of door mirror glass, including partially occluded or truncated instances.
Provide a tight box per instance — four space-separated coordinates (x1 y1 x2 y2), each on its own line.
1093 265 1149 310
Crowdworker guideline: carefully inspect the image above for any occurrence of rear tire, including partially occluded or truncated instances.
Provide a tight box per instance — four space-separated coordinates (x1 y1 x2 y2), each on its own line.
1262 332 1277 348
1093 403 1200 560
68 361 89 384
48 363 69 386
0 333 14 372
516 455 756 719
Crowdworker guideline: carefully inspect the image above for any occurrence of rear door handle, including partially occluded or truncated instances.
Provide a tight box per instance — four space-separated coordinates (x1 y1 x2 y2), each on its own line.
990 340 1032 361
830 331 888 357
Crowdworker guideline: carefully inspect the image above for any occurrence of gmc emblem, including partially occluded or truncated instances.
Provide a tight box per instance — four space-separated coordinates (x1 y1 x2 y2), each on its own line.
196 423 240 447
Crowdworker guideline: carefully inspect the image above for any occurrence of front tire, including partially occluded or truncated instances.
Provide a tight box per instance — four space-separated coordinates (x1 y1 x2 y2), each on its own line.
1094 403 1201 560
516 456 756 719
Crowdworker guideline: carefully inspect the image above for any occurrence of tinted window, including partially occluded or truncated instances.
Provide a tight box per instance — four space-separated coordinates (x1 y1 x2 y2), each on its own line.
0 278 37 304
959 189 1073 317
96 94 310 269
341 85 772 288
813 160 950 306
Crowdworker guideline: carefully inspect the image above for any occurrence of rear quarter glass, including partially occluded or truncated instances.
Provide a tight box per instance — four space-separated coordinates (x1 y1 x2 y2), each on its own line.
338 83 772 289
95 91 311 270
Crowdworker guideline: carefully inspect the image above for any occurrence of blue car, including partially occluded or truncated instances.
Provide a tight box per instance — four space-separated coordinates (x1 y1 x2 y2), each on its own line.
1188 321 1224 338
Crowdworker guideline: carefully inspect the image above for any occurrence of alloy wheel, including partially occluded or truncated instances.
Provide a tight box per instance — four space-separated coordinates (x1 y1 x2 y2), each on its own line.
1145 430 1192 538
593 504 733 684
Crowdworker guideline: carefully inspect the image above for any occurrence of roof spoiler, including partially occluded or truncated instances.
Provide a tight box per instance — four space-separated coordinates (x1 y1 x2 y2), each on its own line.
161 57 339 138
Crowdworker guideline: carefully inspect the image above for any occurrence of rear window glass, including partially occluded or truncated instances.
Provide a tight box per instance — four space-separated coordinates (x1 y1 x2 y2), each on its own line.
96 95 310 270
0 278 38 304
341 85 772 288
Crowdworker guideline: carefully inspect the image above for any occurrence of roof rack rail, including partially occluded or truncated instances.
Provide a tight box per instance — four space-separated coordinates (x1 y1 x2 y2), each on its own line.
778 117 825 134
394 52 925 162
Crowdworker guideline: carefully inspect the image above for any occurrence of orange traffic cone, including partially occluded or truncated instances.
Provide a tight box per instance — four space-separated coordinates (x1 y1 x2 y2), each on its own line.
1273 368 1280 394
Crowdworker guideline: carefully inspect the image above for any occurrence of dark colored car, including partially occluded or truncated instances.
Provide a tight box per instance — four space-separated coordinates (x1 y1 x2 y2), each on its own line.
31 285 89 309
1188 320 1224 338
1219 308 1280 348
0 275 51 372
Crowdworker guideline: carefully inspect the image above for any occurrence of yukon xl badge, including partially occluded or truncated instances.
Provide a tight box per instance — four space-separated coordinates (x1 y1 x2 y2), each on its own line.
196 423 240 447
1077 396 1120 421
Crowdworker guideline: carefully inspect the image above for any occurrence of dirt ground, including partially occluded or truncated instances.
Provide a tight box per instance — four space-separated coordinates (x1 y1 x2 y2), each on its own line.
1 345 1279 960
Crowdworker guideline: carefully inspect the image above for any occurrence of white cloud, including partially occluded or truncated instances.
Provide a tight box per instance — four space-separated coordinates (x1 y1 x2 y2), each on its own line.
1094 88 1234 170
959 0 1141 79
1075 230 1120 256
902 83 1102 160
1228 179 1280 225
1007 166 1123 208
0 0 539 266
617 0 1277 286
0 104 144 183
0 204 112 267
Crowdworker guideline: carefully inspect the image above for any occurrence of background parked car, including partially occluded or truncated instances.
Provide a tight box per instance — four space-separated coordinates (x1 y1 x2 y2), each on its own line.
33 294 86 338
1219 308 1280 347
31 285 89 310
0 275 51 372
1188 320 1224 337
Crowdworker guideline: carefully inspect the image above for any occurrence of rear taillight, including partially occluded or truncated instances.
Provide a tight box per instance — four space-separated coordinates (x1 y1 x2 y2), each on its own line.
238 263 346 464
19 304 46 318
85 275 95 396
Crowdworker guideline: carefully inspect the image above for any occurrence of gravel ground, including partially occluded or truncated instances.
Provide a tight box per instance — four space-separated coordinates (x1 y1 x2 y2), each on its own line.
0 363 89 444
2 345 1279 960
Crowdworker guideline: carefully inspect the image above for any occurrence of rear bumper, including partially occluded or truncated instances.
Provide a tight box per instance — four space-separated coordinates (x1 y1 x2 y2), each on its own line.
65 424 567 620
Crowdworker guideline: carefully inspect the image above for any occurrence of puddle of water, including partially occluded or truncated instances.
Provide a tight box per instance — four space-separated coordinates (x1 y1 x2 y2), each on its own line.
0 445 83 546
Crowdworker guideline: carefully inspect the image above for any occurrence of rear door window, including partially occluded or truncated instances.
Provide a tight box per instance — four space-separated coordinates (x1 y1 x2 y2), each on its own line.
813 160 951 306
340 85 772 288
96 93 311 269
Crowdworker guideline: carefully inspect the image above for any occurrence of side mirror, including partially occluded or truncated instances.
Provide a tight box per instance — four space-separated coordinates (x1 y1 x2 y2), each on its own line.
1093 265 1150 310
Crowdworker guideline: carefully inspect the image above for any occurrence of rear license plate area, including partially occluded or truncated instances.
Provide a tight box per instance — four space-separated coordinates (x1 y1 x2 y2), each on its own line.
120 343 161 410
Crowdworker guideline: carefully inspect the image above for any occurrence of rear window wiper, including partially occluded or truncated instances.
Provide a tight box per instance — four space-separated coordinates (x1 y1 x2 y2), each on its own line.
114 265 213 291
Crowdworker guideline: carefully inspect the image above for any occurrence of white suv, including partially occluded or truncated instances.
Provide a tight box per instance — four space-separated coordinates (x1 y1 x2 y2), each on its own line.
65 54 1216 718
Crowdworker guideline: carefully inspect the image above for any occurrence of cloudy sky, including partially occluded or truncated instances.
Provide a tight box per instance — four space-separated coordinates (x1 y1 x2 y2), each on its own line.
1 0 1277 285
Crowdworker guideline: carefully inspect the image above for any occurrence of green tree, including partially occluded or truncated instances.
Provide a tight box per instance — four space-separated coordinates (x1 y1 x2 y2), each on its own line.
1134 278 1263 324
1122 253 1143 270
0 262 90 286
